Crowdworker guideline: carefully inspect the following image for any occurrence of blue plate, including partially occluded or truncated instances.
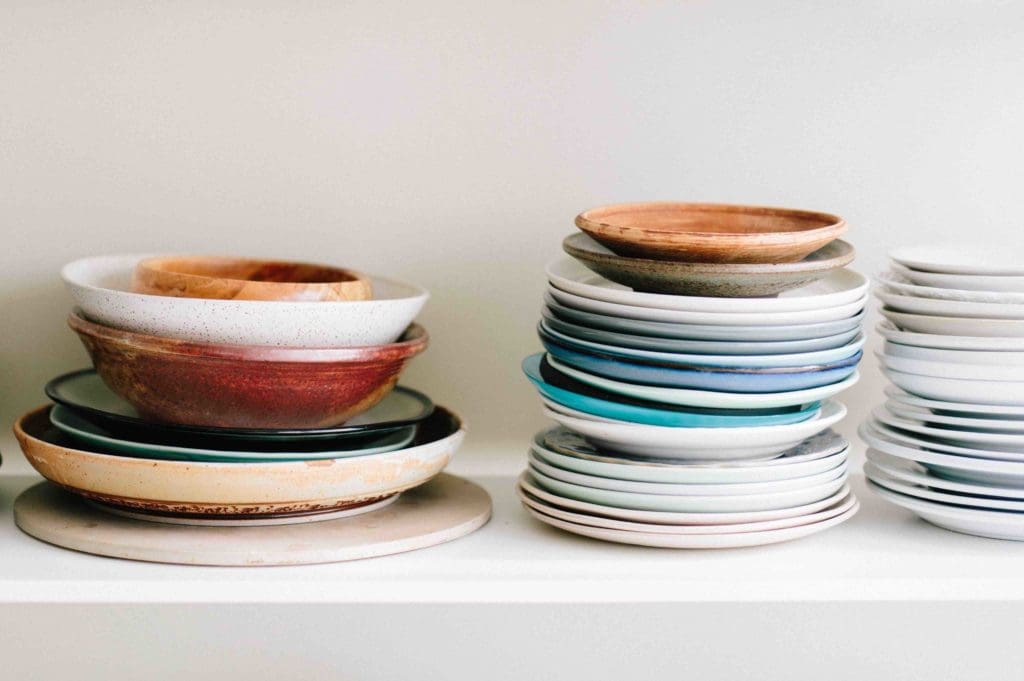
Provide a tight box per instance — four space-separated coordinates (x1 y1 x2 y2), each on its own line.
540 337 862 393
522 354 820 427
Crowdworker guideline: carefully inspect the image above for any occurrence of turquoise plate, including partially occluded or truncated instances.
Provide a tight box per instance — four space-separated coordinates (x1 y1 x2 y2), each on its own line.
522 354 819 428
49 404 416 463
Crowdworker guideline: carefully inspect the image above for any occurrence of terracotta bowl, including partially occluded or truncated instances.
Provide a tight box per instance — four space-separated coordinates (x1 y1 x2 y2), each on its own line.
133 255 372 302
563 233 856 297
15 405 463 519
575 202 847 264
68 310 428 429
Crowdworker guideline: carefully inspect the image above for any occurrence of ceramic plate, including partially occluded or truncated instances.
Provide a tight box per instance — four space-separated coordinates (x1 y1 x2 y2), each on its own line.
535 427 849 484
546 295 866 342
867 463 1024 512
872 406 1024 453
881 366 1024 407
547 256 868 313
518 481 858 535
46 369 434 442
867 417 1024 464
548 284 867 327
890 244 1024 276
881 340 1024 366
885 401 1024 433
49 405 417 462
522 354 818 428
890 262 1024 293
529 450 846 497
876 271 1024 304
876 320 1024 351
860 421 1024 486
876 290 1024 320
868 480 1024 541
548 355 859 410
867 449 1024 499
543 340 860 393
543 400 846 461
528 464 847 513
542 310 861 355
877 352 1024 381
884 385 1024 418
518 472 853 525
539 320 865 369
881 309 1024 337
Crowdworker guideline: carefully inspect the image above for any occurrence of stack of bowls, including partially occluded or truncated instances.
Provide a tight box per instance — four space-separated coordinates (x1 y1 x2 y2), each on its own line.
15 254 468 527
865 244 1024 541
519 202 866 547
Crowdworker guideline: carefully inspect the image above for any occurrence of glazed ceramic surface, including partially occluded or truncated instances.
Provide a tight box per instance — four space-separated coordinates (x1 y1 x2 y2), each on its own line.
876 270 1024 304
877 290 1024 320
539 320 865 368
881 367 1024 406
522 354 818 427
542 310 861 355
881 309 1024 337
885 401 1024 433
537 428 849 484
49 405 417 462
867 418 1024 464
867 449 1024 499
877 352 1024 381
867 464 1024 512
868 481 1024 541
872 406 1024 452
561 233 855 297
881 340 1024 366
63 254 428 347
876 320 1024 351
546 295 866 341
890 262 1024 293
547 255 867 312
46 370 433 443
15 405 465 518
884 385 1024 419
549 355 858 410
890 244 1024 276
133 256 373 302
542 400 846 461
548 284 866 326
68 311 427 428
574 202 847 264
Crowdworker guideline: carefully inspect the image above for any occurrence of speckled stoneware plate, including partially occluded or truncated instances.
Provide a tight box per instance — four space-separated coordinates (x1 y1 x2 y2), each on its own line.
554 240 861 302
46 369 434 443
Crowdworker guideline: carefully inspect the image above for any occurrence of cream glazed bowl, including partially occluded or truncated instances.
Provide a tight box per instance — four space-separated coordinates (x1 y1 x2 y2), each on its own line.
63 254 429 347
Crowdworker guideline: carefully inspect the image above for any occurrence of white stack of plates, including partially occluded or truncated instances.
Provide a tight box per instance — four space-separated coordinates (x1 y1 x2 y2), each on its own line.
868 244 1024 540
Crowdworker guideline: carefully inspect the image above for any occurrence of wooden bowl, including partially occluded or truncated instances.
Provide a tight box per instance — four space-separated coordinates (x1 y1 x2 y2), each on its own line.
575 202 847 264
133 255 373 302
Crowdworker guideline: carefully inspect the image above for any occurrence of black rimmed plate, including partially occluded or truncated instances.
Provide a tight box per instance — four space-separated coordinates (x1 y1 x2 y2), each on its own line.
45 369 435 444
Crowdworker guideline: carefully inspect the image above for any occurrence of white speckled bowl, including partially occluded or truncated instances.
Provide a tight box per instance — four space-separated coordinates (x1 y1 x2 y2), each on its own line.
63 254 429 347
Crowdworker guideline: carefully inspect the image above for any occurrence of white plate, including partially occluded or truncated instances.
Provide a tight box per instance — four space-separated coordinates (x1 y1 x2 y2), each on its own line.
867 465 1024 512
884 385 1024 418
868 418 1024 464
518 482 858 535
542 400 846 461
532 428 849 484
877 352 1024 381
519 472 854 526
880 309 1024 337
860 421 1024 486
876 270 1024 304
890 244 1024 276
868 481 1024 541
891 262 1024 293
881 367 1024 406
548 355 860 411
522 490 859 548
882 340 1024 366
872 407 1024 455
877 320 1024 351
867 449 1024 500
876 290 1024 320
548 285 867 327
547 257 869 313
528 450 847 497
540 320 865 369
885 401 1024 433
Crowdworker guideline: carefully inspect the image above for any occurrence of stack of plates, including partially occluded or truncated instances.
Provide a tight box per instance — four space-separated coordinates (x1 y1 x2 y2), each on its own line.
867 244 1024 540
519 202 866 547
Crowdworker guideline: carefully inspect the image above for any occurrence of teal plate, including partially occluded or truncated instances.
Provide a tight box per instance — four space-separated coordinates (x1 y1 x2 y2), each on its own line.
49 404 417 463
522 354 819 428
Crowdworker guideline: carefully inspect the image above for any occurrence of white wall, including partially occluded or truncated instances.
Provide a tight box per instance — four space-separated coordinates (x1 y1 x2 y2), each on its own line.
3 1 1024 471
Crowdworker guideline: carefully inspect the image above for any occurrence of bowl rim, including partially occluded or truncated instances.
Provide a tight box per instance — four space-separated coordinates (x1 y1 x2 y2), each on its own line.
135 254 371 288
574 202 846 242
68 308 428 361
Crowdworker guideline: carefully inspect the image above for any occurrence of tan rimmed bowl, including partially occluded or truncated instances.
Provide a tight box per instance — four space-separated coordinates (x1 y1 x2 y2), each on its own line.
14 404 463 519
575 202 847 264
133 255 372 302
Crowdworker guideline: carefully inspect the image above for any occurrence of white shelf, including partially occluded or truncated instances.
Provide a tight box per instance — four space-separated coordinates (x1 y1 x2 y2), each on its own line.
2 442 1023 605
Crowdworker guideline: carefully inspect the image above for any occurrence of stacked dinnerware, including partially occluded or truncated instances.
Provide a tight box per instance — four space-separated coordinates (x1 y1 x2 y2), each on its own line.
14 254 471 531
519 202 866 547
865 244 1024 541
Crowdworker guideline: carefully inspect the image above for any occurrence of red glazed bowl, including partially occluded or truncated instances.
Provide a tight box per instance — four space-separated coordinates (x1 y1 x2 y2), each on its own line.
68 310 428 429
